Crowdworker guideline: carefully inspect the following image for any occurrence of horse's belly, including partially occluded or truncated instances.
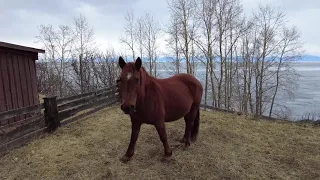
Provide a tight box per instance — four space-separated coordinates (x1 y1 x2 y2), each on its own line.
164 99 192 122
161 80 197 122
165 110 189 122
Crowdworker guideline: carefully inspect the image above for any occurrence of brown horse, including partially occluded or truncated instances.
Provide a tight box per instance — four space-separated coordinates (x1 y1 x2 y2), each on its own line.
117 56 203 163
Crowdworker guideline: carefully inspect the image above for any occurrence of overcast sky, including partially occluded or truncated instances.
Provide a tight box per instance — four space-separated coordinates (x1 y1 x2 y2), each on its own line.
0 0 319 56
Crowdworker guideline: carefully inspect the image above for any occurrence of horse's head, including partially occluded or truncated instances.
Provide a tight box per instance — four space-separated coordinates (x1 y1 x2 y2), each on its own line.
118 56 142 114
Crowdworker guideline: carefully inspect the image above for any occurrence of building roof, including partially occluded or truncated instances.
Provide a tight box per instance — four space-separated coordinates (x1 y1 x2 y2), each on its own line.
0 41 45 53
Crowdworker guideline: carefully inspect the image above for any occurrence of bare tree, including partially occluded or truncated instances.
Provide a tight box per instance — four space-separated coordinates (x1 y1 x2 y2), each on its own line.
34 14 126 100
193 0 217 107
236 23 254 114
35 54 60 96
134 16 145 60
140 12 161 77
223 0 248 110
212 0 246 108
72 13 95 93
168 0 197 75
164 12 183 75
252 4 286 115
54 25 75 96
35 24 75 97
120 10 136 61
268 26 303 117
229 4 303 117
91 49 121 88
35 25 58 96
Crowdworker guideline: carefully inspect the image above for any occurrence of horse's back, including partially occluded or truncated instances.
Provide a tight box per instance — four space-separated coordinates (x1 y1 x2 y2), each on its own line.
159 73 203 102
157 73 203 121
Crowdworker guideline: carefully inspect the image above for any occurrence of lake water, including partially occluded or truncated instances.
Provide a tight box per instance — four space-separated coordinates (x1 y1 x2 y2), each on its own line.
278 61 320 120
154 61 320 121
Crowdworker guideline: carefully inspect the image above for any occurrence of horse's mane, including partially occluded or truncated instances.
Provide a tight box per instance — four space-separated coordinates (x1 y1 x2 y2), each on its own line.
137 66 163 109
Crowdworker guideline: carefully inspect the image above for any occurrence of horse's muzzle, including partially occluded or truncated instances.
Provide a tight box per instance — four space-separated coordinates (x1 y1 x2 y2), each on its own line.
121 105 136 114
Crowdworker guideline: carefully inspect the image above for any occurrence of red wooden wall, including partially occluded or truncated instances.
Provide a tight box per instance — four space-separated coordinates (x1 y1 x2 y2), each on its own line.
0 48 39 126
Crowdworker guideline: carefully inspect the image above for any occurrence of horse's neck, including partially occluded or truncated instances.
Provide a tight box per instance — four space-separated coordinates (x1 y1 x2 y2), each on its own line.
140 67 156 86
145 73 156 85
137 70 161 107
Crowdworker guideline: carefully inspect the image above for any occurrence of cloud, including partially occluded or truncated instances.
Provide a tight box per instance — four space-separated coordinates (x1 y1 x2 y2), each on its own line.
0 0 319 56
0 0 140 49
241 0 320 56
276 0 320 11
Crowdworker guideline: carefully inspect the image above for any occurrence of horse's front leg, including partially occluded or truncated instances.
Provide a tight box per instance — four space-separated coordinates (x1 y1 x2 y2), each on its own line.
120 120 141 163
155 120 172 162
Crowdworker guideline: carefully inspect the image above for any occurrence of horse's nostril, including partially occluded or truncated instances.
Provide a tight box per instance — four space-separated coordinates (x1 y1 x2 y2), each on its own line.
120 105 136 114
130 105 136 112
121 105 131 114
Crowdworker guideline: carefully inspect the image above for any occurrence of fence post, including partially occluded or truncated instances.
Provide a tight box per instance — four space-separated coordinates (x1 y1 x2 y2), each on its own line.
43 96 60 133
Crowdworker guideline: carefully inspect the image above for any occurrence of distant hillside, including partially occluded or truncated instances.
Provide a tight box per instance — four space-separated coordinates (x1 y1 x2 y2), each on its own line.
156 55 320 62
298 55 320 62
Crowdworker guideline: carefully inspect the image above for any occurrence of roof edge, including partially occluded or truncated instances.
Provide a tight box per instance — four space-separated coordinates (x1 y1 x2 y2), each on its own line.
0 41 45 53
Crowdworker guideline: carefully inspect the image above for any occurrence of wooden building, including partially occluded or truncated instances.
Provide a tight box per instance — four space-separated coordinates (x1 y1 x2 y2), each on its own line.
0 41 45 125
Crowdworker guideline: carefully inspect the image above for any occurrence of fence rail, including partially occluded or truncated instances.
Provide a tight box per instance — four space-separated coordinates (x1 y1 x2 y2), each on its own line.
0 104 43 125
0 85 118 156
57 86 117 121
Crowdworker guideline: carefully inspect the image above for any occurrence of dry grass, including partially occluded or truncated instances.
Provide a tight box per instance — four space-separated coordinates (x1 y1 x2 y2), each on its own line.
0 105 319 180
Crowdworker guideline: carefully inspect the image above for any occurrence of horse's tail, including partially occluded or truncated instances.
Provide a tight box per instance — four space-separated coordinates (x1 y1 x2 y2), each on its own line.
191 108 200 141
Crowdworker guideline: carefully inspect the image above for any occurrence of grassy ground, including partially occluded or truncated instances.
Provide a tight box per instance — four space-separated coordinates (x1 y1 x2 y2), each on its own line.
0 105 319 180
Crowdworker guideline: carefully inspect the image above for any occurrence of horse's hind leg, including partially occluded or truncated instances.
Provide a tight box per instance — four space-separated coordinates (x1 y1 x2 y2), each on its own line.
191 108 200 142
179 118 188 144
181 104 199 149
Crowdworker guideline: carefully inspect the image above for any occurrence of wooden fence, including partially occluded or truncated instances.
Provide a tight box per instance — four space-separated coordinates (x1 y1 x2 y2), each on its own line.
0 85 118 156
199 104 281 120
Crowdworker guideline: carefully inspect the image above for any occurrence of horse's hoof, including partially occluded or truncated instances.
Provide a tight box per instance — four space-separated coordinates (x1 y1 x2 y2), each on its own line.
191 136 197 142
183 143 190 151
119 155 131 163
161 156 172 163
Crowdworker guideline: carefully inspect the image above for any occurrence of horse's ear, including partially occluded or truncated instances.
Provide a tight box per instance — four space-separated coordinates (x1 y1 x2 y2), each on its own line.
135 57 142 70
118 56 126 69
